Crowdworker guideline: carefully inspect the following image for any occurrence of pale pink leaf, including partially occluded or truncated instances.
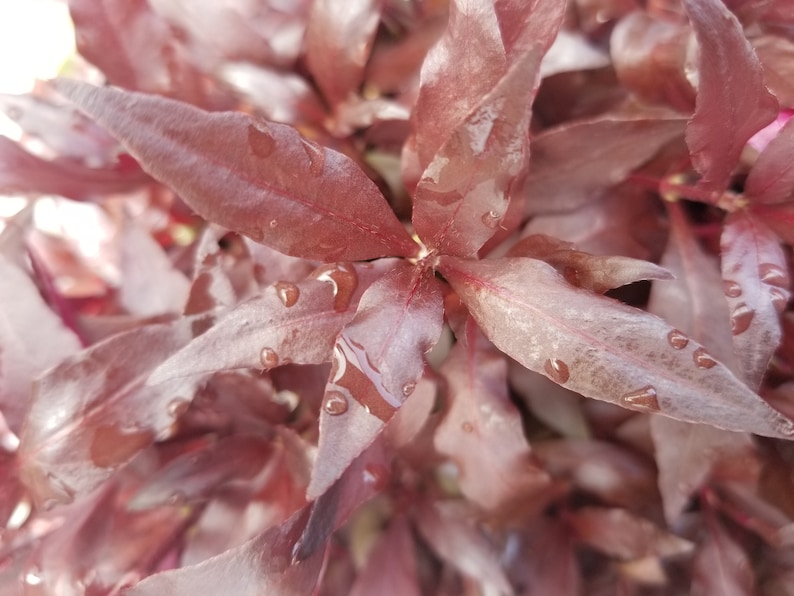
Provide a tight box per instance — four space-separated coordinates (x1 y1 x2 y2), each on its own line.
53 79 418 261
692 513 756 596
434 319 549 511
439 255 794 437
350 515 420 596
308 263 443 498
745 115 794 205
683 0 779 191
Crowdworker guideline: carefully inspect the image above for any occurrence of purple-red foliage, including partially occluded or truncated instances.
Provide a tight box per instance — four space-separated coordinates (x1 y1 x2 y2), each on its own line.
2 0 794 593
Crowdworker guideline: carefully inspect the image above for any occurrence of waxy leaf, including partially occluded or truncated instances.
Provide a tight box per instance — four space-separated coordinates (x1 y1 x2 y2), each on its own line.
308 263 443 498
523 115 685 214
53 79 418 261
745 116 794 205
148 261 396 384
18 315 213 506
721 210 790 389
439 255 794 437
434 319 549 511
305 0 381 106
684 0 779 191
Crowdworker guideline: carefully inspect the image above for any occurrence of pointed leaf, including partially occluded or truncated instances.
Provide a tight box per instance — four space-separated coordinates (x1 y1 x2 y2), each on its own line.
308 263 443 498
305 0 381 106
351 515 420 596
745 115 794 204
692 513 756 595
683 0 779 191
434 319 549 511
53 80 417 261
438 255 794 437
149 261 396 384
18 315 213 506
523 115 685 214
721 210 790 389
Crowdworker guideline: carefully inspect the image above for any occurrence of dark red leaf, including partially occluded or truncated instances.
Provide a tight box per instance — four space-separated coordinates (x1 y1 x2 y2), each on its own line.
439 255 794 437
683 0 779 191
523 115 685 214
434 319 549 511
53 80 418 261
721 210 790 389
745 116 794 205
305 0 382 106
308 263 443 498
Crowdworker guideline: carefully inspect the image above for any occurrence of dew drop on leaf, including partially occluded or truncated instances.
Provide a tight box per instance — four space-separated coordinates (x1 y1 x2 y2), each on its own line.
324 390 349 415
730 303 755 335
723 280 742 298
260 347 279 369
23 567 42 586
275 281 300 307
402 382 416 397
168 490 188 506
770 288 789 313
462 421 474 433
619 385 659 412
481 210 502 229
312 262 358 311
666 329 689 349
759 263 788 287
362 463 389 491
247 122 276 158
544 358 570 383
693 347 717 369
299 137 326 176
167 398 190 418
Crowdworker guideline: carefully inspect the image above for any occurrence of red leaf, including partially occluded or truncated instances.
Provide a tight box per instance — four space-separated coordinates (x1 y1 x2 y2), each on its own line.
411 50 540 257
18 316 212 507
438 255 794 437
567 506 694 560
523 115 685 214
350 515 420 596
305 0 382 106
721 210 790 389
149 261 396 383
308 263 443 498
692 512 756 595
0 258 81 436
434 319 549 511
53 80 418 262
745 116 794 204
683 0 779 191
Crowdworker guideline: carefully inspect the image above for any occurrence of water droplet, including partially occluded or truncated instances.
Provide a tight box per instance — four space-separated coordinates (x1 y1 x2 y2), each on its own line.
723 280 742 298
269 219 278 229
760 263 789 287
620 386 659 412
275 281 300 307
544 358 570 384
402 382 416 397
90 426 153 469
770 288 789 313
667 329 689 350
562 266 580 286
311 262 358 312
362 463 388 491
248 122 275 158
324 391 349 415
730 303 755 335
693 347 717 369
299 137 326 176
481 210 502 229
24 568 42 586
168 490 188 506
167 398 189 418
259 347 279 369
462 421 474 433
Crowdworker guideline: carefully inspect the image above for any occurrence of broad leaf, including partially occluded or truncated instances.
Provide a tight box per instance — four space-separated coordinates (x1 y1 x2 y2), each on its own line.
18 315 213 506
148 261 396 384
721 210 790 389
683 0 779 191
523 115 685 214
308 263 443 498
745 116 794 205
434 318 549 511
439 255 794 437
53 80 418 261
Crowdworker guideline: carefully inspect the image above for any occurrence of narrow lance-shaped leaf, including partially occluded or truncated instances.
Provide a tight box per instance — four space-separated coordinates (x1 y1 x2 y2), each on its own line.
18 315 214 507
683 0 779 191
745 115 794 204
438 255 794 438
434 318 549 511
308 263 444 499
148 260 397 384
692 511 756 595
350 515 420 596
721 210 790 389
53 79 418 262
